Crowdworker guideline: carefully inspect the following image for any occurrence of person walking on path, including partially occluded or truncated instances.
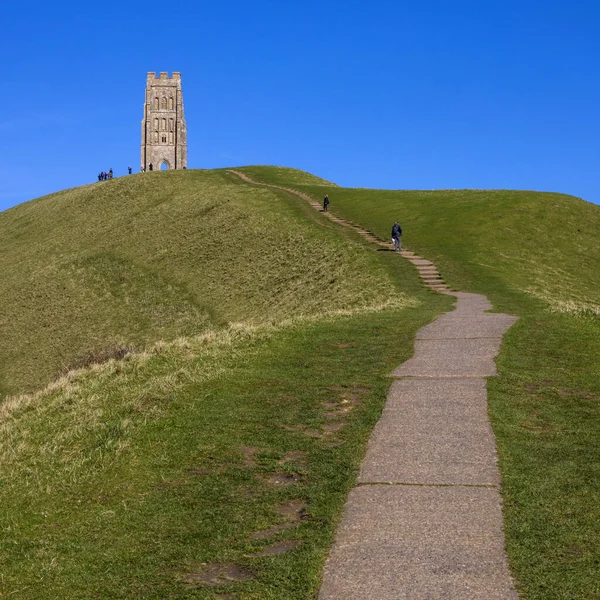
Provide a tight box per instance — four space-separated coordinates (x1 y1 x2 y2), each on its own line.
323 194 330 212
392 221 402 252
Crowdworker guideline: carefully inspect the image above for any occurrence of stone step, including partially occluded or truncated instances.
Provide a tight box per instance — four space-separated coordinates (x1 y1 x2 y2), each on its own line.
409 259 433 266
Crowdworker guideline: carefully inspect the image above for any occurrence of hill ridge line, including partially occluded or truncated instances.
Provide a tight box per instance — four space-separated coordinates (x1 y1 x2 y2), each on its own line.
227 170 451 294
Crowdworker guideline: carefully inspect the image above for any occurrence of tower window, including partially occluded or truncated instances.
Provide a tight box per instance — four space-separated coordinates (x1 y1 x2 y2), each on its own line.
169 97 174 110
160 97 167 109
169 118 174 131
154 97 159 109
162 135 167 143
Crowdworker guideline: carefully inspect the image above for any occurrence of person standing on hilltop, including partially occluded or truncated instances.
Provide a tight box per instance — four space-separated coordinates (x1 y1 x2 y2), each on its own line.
323 194 330 212
128 166 132 175
392 221 402 252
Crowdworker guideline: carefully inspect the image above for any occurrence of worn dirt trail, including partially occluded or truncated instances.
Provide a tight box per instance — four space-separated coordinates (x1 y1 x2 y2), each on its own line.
228 170 519 599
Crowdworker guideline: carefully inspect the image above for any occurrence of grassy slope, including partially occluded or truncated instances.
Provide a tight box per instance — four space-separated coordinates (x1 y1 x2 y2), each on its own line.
228 165 338 187
239 167 600 600
0 169 451 598
1 170 380 396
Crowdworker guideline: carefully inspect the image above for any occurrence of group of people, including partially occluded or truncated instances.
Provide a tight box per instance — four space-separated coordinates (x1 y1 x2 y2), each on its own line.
97 166 134 181
324 194 402 251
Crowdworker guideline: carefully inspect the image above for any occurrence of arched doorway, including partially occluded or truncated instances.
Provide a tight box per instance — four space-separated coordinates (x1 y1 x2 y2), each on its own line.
160 161 169 171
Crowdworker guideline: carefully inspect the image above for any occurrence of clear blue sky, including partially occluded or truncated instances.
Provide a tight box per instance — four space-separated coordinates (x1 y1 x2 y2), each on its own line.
1 0 599 211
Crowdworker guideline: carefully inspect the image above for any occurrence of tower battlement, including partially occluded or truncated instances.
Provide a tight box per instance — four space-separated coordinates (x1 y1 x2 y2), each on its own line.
141 72 187 170
146 72 182 85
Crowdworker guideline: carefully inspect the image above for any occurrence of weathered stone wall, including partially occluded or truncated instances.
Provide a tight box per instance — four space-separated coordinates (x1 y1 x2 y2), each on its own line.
141 72 187 170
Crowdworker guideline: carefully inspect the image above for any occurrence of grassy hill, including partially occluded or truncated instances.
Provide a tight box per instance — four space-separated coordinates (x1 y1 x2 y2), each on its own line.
237 167 600 600
0 168 450 598
2 166 599 598
228 165 338 187
0 169 390 397
236 167 600 315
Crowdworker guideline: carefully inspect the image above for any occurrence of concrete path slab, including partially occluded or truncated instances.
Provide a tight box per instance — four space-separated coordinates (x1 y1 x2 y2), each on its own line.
391 338 505 378
358 378 500 485
448 305 497 318
318 486 519 600
451 292 493 309
384 377 487 409
416 314 518 339
409 259 434 266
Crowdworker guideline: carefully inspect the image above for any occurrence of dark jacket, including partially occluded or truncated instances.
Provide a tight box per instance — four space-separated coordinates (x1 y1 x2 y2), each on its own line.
392 223 402 238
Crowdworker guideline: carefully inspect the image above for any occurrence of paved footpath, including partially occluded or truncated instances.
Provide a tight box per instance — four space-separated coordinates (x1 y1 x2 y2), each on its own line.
319 286 519 599
226 171 520 598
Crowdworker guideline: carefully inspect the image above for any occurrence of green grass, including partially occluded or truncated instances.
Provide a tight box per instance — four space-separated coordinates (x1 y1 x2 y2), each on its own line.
4 164 600 598
0 167 451 598
0 169 387 396
0 303 449 599
236 167 600 315
227 166 337 187
238 167 600 600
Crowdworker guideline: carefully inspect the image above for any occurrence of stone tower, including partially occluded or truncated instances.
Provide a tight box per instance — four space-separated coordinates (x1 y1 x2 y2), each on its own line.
141 72 187 171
